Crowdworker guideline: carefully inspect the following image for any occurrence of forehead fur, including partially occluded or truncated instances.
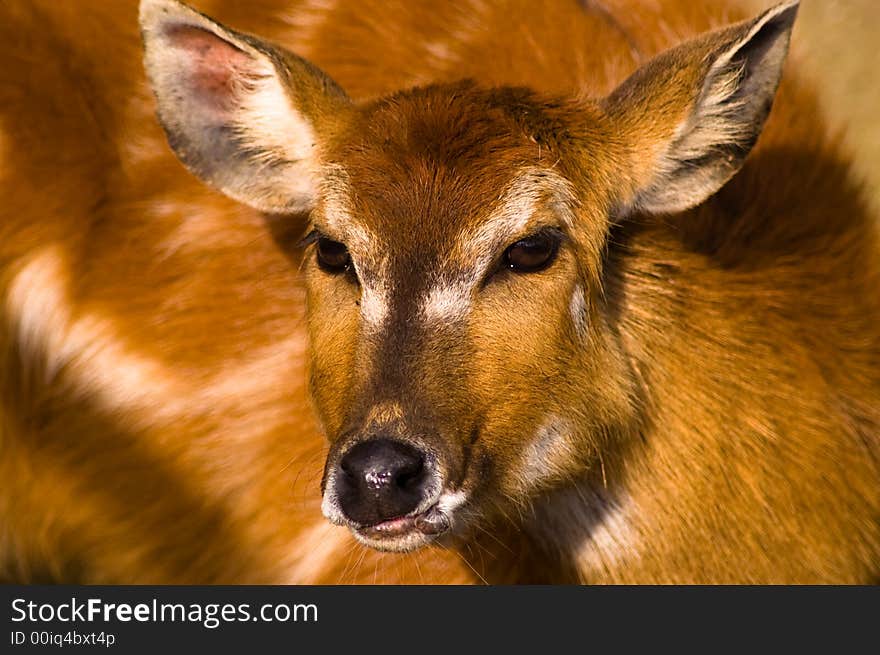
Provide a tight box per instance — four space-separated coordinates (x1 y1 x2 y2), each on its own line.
318 82 596 257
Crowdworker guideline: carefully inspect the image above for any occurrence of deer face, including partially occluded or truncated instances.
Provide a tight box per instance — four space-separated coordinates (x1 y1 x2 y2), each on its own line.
141 0 797 551
306 90 630 550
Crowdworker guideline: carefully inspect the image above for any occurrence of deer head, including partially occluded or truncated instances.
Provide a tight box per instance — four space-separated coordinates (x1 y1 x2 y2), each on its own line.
141 0 798 552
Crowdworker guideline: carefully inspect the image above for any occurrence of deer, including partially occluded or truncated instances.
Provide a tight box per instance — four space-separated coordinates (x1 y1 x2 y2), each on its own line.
1 0 878 584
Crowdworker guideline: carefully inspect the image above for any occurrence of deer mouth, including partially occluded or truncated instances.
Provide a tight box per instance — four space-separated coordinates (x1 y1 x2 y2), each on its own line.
359 502 449 537
350 490 469 552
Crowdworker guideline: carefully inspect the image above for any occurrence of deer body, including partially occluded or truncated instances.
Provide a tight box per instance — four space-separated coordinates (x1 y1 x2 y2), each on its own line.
1 0 878 583
0 0 466 584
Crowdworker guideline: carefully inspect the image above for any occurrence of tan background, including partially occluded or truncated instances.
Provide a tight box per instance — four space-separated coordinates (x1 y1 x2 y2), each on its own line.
755 0 880 214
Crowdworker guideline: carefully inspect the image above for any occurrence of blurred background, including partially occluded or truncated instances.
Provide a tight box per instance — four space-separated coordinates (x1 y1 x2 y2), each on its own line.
753 0 880 215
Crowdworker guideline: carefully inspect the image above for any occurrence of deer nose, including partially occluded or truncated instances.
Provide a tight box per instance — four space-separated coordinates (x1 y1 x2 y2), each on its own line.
335 439 430 526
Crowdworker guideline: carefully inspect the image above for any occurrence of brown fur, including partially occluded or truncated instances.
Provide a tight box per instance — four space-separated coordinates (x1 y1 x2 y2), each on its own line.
0 0 466 584
1 0 878 584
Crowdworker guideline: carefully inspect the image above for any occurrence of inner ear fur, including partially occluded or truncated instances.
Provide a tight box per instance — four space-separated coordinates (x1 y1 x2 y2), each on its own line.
140 0 351 213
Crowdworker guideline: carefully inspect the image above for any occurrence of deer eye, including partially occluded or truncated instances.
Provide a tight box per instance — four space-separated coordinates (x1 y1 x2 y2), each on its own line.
504 229 562 273
316 236 352 273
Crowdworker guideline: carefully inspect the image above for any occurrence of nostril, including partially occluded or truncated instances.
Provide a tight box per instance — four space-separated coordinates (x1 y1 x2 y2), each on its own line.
394 459 425 489
340 457 357 477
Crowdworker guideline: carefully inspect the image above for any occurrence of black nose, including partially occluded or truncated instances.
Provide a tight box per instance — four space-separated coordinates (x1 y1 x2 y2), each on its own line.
335 439 430 526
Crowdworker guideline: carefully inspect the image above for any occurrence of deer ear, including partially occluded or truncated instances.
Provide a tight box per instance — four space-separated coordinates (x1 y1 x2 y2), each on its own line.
604 0 799 215
139 0 350 213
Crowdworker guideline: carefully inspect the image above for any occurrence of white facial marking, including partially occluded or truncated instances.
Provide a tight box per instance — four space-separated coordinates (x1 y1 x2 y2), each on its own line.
316 168 394 331
576 493 641 572
570 284 588 337
318 166 375 253
318 167 577 334
462 167 577 267
360 283 390 328
437 489 469 516
516 415 580 490
419 280 472 323
419 168 577 326
321 477 348 526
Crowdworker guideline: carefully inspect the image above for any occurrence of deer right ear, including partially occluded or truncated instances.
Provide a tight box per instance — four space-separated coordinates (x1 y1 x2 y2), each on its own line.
140 0 351 213
603 0 799 215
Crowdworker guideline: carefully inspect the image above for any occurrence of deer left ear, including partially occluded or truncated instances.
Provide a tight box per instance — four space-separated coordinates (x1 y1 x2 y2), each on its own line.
140 0 351 213
604 0 799 215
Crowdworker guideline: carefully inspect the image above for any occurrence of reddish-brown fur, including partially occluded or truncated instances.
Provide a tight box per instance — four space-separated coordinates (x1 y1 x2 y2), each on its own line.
1 0 878 583
0 0 467 584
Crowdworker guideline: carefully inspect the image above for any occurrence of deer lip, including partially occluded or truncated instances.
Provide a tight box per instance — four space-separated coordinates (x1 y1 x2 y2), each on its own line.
357 503 451 540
